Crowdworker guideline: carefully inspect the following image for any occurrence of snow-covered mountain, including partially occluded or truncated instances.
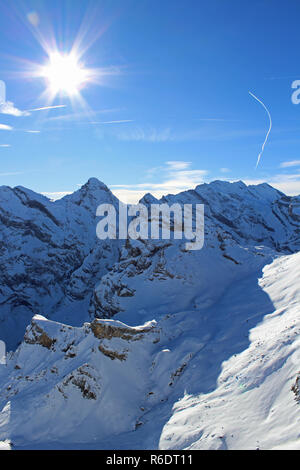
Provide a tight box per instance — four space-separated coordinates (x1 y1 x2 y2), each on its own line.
0 178 299 449
0 178 121 350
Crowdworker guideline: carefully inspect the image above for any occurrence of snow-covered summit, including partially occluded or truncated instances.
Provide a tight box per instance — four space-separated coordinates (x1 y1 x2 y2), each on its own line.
0 178 299 449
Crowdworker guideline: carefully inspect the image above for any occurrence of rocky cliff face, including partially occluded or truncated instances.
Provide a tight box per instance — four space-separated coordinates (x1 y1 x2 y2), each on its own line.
0 315 159 444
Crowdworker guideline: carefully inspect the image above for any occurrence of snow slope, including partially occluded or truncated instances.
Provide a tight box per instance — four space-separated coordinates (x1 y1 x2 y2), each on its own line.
0 252 299 449
0 179 299 449
159 252 300 450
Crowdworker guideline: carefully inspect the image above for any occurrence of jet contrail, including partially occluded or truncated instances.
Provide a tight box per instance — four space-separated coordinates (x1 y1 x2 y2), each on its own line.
249 91 272 169
27 105 67 112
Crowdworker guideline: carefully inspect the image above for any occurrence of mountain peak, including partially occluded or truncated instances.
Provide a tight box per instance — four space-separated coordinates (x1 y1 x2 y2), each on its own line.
64 177 119 209
82 178 109 191
139 192 159 205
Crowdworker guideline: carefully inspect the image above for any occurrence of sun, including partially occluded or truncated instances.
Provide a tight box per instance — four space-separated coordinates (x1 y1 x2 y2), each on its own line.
40 52 88 97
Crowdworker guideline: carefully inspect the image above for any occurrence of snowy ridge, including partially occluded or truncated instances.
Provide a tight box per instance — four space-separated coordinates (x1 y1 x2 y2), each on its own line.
0 178 299 449
0 178 121 350
0 315 159 445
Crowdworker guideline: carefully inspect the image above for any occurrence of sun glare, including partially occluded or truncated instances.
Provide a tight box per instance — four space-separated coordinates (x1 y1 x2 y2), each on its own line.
41 52 88 96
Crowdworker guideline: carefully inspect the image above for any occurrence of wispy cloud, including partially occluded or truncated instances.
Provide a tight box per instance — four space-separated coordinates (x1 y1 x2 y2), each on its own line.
0 124 13 131
91 120 134 125
0 123 41 134
46 109 120 122
116 126 172 143
166 161 191 170
0 144 11 148
0 101 30 117
112 124 268 144
194 118 238 122
42 191 73 200
110 161 208 203
241 173 300 196
280 160 300 168
0 102 67 117
111 161 300 203
0 171 24 177
220 167 230 173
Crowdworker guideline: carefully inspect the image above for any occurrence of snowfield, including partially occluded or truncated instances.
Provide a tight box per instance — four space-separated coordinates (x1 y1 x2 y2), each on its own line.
0 179 299 449
159 253 300 450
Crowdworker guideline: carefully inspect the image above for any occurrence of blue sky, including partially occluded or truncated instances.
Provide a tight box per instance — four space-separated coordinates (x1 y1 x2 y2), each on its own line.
1 0 300 202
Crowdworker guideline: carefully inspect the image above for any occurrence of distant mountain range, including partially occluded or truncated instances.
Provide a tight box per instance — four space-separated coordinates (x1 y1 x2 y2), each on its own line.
0 178 299 449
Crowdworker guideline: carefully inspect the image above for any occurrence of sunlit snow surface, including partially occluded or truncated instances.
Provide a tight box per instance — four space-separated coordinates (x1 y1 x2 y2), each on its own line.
0 179 299 449
0 252 298 450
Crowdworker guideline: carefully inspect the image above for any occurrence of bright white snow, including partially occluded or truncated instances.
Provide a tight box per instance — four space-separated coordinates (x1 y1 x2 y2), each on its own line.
0 179 299 449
